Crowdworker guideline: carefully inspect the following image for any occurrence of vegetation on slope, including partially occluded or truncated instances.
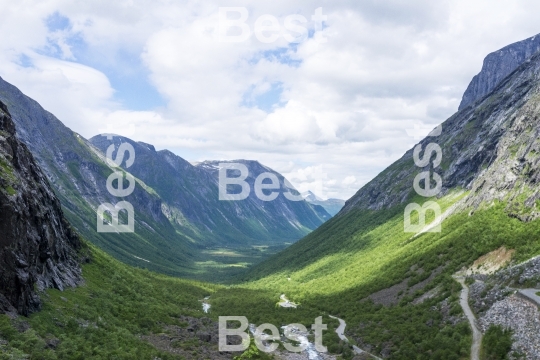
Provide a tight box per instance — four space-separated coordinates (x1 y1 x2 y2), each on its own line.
482 325 513 360
209 192 540 359
0 244 220 359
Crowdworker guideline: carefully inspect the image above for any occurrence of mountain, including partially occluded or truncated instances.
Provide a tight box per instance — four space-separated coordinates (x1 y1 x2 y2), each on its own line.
195 160 331 230
213 36 540 359
459 32 540 110
342 44 540 219
5 31 540 360
0 76 328 280
302 190 345 216
88 139 330 247
0 100 81 316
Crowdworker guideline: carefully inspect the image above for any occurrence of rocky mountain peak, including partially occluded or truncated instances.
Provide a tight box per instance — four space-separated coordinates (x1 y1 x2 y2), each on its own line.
0 100 82 316
459 33 540 110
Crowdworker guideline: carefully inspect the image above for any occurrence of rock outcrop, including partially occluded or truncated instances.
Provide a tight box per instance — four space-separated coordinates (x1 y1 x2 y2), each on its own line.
0 100 81 316
459 33 540 110
479 296 540 359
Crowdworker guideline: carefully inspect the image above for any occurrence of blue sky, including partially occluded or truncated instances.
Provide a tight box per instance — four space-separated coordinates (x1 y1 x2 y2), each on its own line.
43 12 166 111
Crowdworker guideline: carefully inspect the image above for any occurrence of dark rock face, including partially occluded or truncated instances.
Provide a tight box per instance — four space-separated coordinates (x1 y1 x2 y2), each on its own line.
0 100 81 316
459 33 540 110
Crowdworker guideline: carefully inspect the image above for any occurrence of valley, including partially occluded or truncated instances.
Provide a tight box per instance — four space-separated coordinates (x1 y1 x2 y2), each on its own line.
4 23 540 360
194 243 291 282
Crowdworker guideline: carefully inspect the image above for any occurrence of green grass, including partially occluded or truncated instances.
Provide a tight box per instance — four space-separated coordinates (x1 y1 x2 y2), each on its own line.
0 156 17 184
0 152 18 196
0 243 221 360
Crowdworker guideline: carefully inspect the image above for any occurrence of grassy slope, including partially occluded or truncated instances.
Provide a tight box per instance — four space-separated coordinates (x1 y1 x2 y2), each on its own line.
0 244 220 360
209 192 540 359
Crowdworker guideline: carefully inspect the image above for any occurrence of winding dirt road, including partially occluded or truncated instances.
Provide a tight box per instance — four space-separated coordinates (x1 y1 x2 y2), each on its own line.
455 277 482 360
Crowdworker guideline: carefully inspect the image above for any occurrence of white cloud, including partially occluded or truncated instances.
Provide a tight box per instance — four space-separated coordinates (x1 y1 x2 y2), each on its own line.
2 0 540 199
342 176 356 186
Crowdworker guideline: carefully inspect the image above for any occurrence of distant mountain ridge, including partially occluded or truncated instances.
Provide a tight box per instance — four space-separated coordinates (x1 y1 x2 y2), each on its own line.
302 190 345 216
89 138 331 246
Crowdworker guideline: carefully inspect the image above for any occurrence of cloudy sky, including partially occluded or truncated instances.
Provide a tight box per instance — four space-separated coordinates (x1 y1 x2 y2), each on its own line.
2 0 540 200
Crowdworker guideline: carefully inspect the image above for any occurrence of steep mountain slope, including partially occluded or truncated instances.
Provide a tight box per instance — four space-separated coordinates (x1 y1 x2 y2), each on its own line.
341 50 540 221
302 190 345 216
212 38 540 359
246 35 540 289
459 32 540 110
0 100 81 316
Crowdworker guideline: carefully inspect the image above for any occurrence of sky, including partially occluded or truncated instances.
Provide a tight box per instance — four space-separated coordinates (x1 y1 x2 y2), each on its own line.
2 0 540 200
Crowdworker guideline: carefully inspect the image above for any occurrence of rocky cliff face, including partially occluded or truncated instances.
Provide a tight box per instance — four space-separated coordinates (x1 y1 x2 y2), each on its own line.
459 33 540 110
0 100 81 316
